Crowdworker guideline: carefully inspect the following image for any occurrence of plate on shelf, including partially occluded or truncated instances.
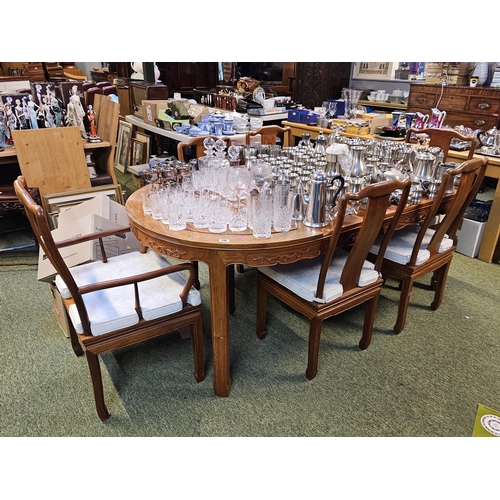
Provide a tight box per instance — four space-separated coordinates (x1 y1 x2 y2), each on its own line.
374 134 406 142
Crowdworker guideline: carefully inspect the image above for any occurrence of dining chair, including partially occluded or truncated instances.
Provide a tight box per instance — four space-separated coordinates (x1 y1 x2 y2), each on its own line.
176 135 232 162
14 175 205 420
256 178 412 380
368 157 488 335
245 125 292 147
405 127 477 159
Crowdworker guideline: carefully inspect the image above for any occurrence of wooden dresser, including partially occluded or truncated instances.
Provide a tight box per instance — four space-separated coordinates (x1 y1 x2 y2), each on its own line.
407 83 500 129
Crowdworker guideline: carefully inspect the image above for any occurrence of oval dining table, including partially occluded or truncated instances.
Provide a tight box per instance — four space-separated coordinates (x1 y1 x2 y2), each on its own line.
126 186 447 397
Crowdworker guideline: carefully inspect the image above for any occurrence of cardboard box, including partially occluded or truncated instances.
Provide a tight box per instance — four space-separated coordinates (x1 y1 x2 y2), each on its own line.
142 99 170 125
456 218 487 258
38 195 142 282
49 283 70 338
365 114 393 133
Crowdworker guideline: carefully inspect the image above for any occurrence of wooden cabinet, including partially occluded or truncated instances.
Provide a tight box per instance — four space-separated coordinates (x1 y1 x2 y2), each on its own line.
407 83 500 129
158 62 218 99
294 62 351 109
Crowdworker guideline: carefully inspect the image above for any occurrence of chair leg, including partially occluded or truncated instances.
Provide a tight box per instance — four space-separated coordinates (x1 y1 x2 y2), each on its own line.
359 291 380 350
193 261 201 290
394 277 415 334
67 321 83 357
256 277 268 339
191 315 205 383
430 261 452 311
306 317 323 380
86 351 110 421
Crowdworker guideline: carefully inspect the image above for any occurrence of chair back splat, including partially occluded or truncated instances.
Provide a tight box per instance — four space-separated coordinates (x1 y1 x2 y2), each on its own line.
14 175 205 421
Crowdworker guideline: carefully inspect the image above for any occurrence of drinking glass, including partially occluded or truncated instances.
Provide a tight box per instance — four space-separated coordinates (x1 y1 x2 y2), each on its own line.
208 195 229 233
226 164 251 232
168 185 187 231
273 180 293 232
252 189 273 239
141 186 153 215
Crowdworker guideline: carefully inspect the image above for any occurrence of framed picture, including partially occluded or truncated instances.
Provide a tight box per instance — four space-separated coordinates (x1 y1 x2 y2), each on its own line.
135 131 151 162
42 185 122 229
131 138 147 166
353 62 398 80
115 120 133 173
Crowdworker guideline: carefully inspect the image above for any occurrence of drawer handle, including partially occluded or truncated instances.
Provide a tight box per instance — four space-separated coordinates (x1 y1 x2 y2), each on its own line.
474 119 486 126
416 97 427 104
477 102 490 110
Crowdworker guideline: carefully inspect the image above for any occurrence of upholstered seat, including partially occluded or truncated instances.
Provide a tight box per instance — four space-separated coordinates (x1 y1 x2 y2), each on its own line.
55 249 201 335
259 248 380 304
370 225 454 266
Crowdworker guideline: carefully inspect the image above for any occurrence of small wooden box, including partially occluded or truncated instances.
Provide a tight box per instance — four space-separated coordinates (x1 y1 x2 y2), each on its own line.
129 81 169 118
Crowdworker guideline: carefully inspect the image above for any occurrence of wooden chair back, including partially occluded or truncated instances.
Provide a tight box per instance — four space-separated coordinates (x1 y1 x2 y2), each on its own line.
212 94 237 111
245 125 292 147
12 127 91 198
405 127 477 159
176 135 232 161
407 157 487 265
316 178 411 298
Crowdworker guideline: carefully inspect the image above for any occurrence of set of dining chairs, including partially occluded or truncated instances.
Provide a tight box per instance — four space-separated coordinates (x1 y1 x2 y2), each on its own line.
14 125 488 420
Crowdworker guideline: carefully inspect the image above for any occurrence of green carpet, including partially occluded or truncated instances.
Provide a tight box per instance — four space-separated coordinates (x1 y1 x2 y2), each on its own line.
0 242 499 437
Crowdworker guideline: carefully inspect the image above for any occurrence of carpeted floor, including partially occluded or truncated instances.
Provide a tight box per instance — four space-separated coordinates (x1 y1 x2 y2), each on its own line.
1 239 499 437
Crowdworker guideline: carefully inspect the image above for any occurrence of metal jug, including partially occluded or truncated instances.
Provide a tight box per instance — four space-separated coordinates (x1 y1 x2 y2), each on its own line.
303 169 344 227
413 151 435 183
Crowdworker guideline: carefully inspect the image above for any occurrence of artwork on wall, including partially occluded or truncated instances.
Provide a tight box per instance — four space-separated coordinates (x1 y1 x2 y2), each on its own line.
352 62 397 80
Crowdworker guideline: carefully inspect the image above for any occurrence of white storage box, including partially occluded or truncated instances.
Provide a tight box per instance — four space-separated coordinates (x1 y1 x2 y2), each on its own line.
456 218 487 258
38 195 141 282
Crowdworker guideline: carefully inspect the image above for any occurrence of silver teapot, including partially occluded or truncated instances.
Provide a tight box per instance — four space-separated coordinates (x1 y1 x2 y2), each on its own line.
477 128 499 148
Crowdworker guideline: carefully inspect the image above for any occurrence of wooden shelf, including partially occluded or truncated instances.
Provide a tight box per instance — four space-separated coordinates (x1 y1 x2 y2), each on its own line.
359 100 407 111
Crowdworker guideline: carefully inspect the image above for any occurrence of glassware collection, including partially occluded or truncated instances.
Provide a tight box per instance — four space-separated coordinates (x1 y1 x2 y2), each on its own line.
140 134 451 237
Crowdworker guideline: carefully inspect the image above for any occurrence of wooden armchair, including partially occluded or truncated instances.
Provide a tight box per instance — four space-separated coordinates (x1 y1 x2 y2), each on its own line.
256 178 411 379
368 157 488 334
245 125 292 147
14 176 205 420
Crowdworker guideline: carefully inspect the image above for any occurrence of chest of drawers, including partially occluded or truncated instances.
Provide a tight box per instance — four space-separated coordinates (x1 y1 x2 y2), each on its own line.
407 83 500 130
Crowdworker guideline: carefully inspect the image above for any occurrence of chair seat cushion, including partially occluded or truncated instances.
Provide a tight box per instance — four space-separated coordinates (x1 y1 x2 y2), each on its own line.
55 250 201 336
370 225 454 265
259 248 379 304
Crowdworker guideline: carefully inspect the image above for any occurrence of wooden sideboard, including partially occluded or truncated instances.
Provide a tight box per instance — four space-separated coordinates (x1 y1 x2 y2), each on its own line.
407 84 500 130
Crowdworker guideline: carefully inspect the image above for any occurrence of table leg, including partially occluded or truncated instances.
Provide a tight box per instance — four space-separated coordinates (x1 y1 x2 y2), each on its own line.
208 256 231 397
478 179 500 262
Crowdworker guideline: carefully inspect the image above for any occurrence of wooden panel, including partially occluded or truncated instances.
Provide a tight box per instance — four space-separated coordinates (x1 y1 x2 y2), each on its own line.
294 62 351 109
12 127 91 197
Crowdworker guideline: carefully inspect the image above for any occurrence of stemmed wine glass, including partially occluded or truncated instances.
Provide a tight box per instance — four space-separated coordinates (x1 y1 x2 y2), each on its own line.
226 164 251 232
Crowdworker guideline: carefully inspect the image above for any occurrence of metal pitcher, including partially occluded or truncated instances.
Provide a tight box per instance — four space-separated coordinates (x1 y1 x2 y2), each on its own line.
303 169 344 227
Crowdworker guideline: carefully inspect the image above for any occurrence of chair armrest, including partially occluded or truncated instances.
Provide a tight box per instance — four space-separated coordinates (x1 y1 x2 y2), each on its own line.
55 226 131 249
78 262 197 305
55 226 131 263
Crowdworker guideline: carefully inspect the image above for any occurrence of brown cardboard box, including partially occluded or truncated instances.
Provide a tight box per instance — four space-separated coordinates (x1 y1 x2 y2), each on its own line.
49 283 70 338
142 100 170 125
